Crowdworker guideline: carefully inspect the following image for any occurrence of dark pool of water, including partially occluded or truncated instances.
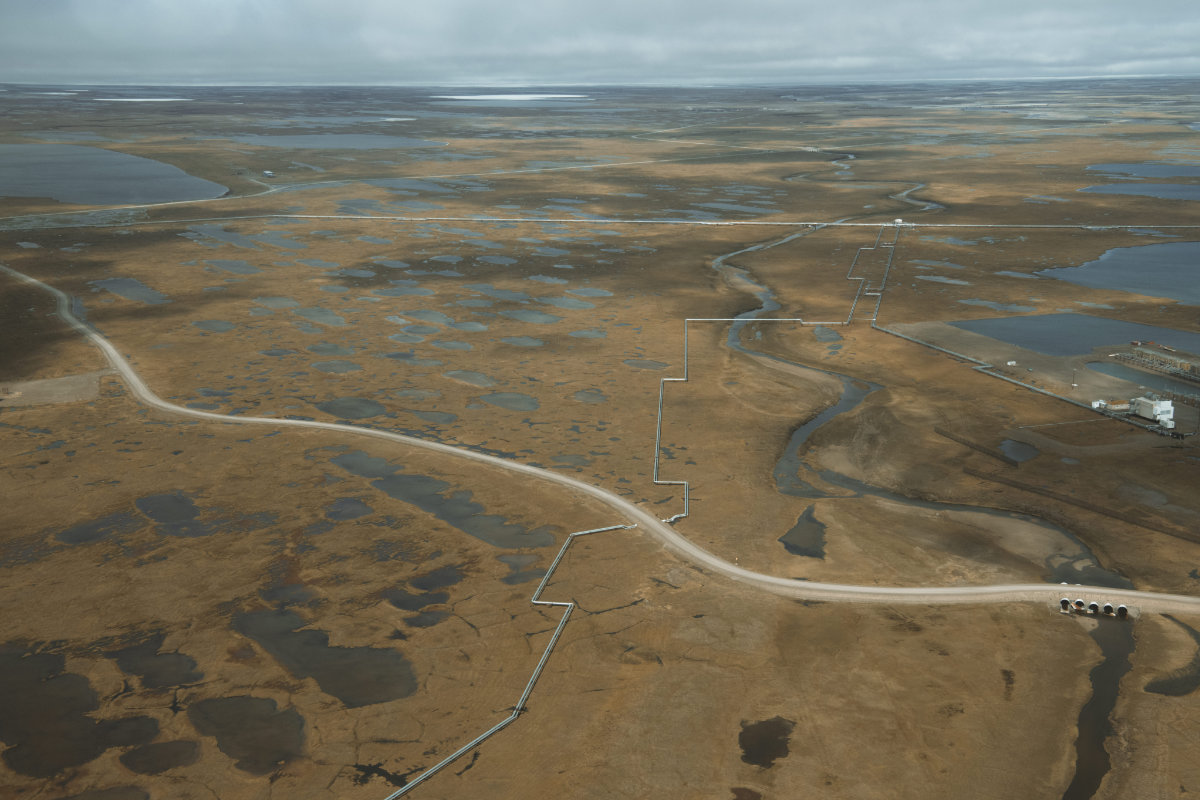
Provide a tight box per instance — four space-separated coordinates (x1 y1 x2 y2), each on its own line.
106 632 203 689
332 450 556 549
813 326 842 343
411 564 464 591
0 645 158 778
916 275 971 285
407 409 458 425
501 308 561 324
465 283 530 302
958 298 1038 313
205 259 259 275
383 587 449 611
1086 361 1200 394
1143 615 1200 696
501 336 544 347
375 286 435 297
999 439 1040 463
294 308 347 327
1037 240 1200 305
90 277 170 305
389 332 424 344
950 313 1200 357
0 143 228 205
314 397 386 419
192 320 235 333
444 370 496 387
233 609 416 708
738 716 795 768
569 328 606 338
312 360 362 374
325 497 374 520
187 695 304 774
539 296 594 310
479 391 539 411
778 505 826 558
134 492 218 537
1080 184 1200 201
255 296 300 309
1062 619 1136 800
56 511 143 544
573 389 608 404
308 341 353 356
1087 162 1200 179
498 553 545 585
118 740 199 775
228 133 445 150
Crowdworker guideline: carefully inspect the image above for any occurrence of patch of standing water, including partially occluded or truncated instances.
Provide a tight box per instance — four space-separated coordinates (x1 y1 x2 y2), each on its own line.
0 143 227 205
311 360 361 374
227 133 445 149
293 308 347 327
204 259 259 275
90 277 170 304
501 309 561 324
313 397 386 419
916 275 971 285
479 392 539 411
958 299 1038 313
1085 361 1200 395
999 439 1040 462
444 370 496 387
307 342 352 356
192 320 234 332
813 326 842 343
778 506 826 558
1037 241 1200 305
331 450 556 549
950 313 1200 357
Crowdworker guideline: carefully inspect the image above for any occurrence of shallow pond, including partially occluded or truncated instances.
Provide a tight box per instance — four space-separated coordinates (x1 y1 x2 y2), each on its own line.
1037 240 1200 305
0 143 227 205
950 313 1200 357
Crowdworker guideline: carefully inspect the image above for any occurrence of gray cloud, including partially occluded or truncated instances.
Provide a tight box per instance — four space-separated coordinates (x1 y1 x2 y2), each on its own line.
1 0 1197 84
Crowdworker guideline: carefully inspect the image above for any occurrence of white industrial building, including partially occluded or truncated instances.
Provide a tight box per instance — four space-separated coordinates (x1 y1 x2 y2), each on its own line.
1094 395 1174 429
1131 396 1174 428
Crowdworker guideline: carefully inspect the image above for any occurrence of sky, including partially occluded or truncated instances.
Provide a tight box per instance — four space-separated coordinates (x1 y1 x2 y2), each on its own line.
1 0 1198 86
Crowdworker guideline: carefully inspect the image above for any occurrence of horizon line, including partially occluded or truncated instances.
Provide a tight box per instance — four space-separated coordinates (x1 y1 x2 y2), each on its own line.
2 72 1198 90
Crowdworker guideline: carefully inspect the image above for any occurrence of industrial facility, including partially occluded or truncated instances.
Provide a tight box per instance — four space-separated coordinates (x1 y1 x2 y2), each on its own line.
1093 395 1175 430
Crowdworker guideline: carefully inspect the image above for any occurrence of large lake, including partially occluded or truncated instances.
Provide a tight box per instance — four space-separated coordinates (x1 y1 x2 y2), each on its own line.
1037 240 1200 305
0 143 227 205
951 313 1200 356
226 134 445 149
1080 162 1200 202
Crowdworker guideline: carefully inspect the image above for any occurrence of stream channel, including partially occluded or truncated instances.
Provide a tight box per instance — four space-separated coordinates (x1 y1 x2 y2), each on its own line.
709 223 1134 800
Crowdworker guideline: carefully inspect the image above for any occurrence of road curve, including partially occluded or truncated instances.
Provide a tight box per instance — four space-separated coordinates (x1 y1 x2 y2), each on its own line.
5 262 1200 615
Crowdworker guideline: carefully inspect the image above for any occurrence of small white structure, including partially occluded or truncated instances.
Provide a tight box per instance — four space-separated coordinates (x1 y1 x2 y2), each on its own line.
894 218 904 226
262 170 275 177
1131 396 1174 427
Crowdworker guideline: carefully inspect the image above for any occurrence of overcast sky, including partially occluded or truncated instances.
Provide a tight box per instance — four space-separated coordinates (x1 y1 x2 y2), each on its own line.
2 0 1198 85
